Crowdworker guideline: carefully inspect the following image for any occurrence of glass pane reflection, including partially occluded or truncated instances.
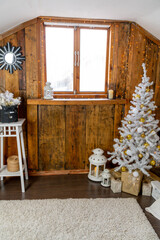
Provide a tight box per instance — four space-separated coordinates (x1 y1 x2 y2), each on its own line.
80 29 107 92
46 27 74 91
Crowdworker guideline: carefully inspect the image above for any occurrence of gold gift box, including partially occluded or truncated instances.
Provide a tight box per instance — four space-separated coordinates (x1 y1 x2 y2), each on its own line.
121 170 143 196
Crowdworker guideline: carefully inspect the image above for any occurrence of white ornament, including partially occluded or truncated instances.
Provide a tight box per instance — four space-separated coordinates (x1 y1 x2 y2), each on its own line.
114 144 119 150
132 108 138 114
147 133 159 144
133 171 139 178
112 159 117 164
137 127 143 133
126 150 132 156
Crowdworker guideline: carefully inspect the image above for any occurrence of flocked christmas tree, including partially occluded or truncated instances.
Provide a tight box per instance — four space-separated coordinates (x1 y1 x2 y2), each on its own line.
108 63 160 176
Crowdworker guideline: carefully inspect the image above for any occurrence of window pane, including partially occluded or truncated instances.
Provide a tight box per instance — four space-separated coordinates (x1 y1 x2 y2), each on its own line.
80 29 107 92
46 27 74 91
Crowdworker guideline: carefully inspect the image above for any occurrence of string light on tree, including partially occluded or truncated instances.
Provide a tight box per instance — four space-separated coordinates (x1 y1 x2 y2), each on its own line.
135 94 140 98
141 133 145 138
124 150 127 155
146 87 150 92
108 63 160 176
119 136 123 143
147 110 152 114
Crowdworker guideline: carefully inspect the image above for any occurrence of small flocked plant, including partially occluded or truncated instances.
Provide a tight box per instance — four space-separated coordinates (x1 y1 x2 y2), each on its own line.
108 63 160 176
0 90 21 109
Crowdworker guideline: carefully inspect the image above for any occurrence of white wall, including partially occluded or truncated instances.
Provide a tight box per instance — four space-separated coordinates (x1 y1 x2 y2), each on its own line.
0 0 160 39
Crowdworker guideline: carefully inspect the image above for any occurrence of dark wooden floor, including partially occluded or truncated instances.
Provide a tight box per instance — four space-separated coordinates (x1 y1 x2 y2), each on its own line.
0 174 160 238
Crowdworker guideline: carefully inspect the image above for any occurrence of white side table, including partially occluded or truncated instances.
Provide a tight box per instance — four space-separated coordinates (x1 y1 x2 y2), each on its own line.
0 118 28 192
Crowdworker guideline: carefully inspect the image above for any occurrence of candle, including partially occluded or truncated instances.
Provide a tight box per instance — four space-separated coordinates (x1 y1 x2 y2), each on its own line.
108 90 113 99
94 167 97 176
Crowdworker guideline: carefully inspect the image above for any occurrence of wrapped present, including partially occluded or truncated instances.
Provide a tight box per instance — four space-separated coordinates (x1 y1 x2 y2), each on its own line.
142 176 152 196
121 170 143 196
111 177 122 193
110 169 122 193
151 181 160 200
142 182 152 196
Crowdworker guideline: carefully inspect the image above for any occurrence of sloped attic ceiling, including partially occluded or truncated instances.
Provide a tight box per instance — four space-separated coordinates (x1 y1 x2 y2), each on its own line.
0 0 160 39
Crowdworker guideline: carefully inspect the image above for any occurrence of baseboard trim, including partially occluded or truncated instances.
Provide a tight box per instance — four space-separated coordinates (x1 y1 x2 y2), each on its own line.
29 169 89 176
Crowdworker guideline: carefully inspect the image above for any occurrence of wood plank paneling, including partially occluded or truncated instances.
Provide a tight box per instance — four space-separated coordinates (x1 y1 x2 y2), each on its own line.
85 105 99 168
19 90 27 157
108 23 118 97
27 98 126 105
27 105 38 170
97 105 115 153
86 105 115 169
19 90 27 119
0 39 5 92
145 38 158 92
1 19 160 173
127 25 158 99
65 106 86 169
155 48 160 107
126 23 159 115
2 34 20 158
114 104 125 139
2 30 27 159
127 24 146 104
116 24 130 99
39 20 45 97
25 24 38 98
17 29 26 91
39 105 65 171
155 107 160 128
3 34 19 96
108 23 130 99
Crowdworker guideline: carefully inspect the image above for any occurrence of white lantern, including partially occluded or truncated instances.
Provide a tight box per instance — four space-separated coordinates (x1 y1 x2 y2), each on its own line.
44 82 53 100
101 169 111 187
88 148 107 182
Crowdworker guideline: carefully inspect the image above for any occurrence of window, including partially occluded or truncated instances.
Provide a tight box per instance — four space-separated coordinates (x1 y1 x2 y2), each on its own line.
79 29 107 92
44 21 110 98
45 27 74 92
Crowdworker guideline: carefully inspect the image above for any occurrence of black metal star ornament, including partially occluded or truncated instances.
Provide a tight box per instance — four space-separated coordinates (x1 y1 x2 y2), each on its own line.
0 42 25 74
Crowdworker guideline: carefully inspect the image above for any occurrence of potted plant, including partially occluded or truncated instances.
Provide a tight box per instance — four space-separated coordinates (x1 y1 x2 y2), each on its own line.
0 91 21 123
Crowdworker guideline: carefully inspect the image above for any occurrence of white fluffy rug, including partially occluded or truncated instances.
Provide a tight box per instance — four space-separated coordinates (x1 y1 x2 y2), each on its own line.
0 198 158 240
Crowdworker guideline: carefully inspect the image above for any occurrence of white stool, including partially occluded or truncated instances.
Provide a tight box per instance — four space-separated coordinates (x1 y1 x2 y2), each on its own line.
0 118 28 192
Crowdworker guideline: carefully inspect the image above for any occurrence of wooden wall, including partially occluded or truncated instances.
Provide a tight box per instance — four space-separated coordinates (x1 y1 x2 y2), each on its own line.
27 102 124 172
0 18 160 173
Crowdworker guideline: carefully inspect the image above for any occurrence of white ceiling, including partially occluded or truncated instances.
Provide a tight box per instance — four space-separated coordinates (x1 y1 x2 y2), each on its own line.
1 0 160 39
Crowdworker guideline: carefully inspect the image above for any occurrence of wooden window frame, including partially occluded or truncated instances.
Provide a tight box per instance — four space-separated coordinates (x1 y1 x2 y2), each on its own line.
39 17 110 99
